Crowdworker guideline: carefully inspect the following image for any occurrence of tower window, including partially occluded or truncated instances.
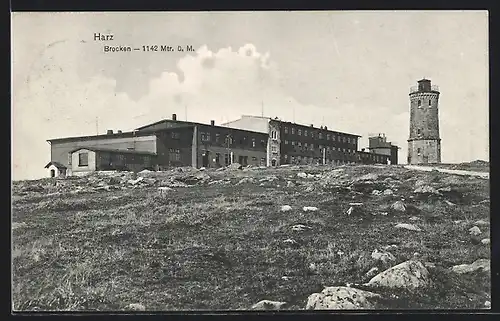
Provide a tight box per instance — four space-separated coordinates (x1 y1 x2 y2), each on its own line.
417 148 421 154
417 128 421 135
429 100 432 106
418 100 421 107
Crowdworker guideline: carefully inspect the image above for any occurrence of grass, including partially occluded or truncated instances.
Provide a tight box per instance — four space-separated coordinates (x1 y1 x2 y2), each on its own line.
11 165 490 311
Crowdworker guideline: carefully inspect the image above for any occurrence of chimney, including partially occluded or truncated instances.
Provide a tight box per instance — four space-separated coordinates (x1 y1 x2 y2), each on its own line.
106 129 113 135
362 148 365 152
172 114 177 121
210 120 215 126
117 130 122 134
320 126 323 130
310 124 314 127
324 126 328 130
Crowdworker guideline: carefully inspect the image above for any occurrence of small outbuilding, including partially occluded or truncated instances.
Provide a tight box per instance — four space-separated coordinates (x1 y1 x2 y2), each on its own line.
44 161 67 178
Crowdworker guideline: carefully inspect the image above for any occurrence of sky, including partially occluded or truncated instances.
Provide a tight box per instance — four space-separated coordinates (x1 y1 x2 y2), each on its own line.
12 11 489 181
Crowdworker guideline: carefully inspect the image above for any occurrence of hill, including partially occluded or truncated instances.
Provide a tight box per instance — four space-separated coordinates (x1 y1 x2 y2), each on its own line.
11 164 490 311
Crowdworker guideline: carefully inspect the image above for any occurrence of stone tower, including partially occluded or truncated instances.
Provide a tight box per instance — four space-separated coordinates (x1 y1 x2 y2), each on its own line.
407 79 441 164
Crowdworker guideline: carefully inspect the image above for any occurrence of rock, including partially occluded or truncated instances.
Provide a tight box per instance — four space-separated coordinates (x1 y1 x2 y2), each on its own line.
12 222 28 230
281 205 292 212
283 239 298 246
127 177 144 185
228 163 243 170
371 249 396 264
291 224 311 232
365 267 379 279
305 185 315 192
444 200 456 206
358 173 379 181
305 286 382 310
409 216 419 221
383 189 394 195
236 177 254 185
125 303 146 311
303 206 318 212
469 226 482 236
451 259 490 274
395 223 422 232
366 260 432 290
390 201 406 213
414 185 441 195
297 172 308 179
481 238 490 245
251 300 288 310
372 190 382 196
424 262 436 269
380 212 388 216
474 219 489 226
382 244 398 251
286 181 296 188
485 301 491 309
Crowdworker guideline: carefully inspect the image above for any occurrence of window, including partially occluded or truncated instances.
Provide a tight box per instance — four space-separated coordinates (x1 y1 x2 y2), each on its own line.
168 148 181 161
343 148 346 153
171 132 180 139
310 144 314 151
298 129 302 136
284 127 289 134
298 142 302 147
291 127 295 134
311 132 315 139
252 138 256 147
285 140 289 145
429 100 432 106
215 133 220 143
78 152 88 167
216 153 221 164
226 136 233 145
304 142 308 148
326 134 330 140
271 131 277 139
304 130 308 137
343 137 347 143
291 141 295 146
319 145 323 150
261 139 266 147
260 157 266 165
417 128 421 135
271 145 277 152
319 133 323 139
252 156 257 161
224 154 229 165
417 148 421 154
68 153 72 165
332 135 336 141
206 132 211 141
418 100 422 107
327 146 330 151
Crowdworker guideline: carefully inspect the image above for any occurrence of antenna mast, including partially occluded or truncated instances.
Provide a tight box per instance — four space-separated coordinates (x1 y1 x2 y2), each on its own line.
261 100 264 117
95 116 98 135
185 105 188 121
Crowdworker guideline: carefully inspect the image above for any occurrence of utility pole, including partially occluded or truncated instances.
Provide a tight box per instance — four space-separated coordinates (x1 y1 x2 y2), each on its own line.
95 116 98 135
261 100 264 117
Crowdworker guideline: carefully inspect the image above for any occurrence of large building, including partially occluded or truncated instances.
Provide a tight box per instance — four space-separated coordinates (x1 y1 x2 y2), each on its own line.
45 113 397 177
407 78 442 164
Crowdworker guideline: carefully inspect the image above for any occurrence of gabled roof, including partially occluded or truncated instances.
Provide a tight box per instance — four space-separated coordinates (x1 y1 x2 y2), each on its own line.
69 146 157 156
44 161 67 169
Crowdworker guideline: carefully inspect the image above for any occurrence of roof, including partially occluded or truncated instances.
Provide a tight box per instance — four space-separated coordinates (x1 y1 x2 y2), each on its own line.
46 127 188 144
44 161 67 169
69 146 157 156
136 119 269 135
270 119 362 137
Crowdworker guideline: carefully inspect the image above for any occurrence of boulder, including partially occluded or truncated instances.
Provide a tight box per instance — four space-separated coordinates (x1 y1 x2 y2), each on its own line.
450 259 490 274
366 260 432 290
469 226 482 236
481 238 490 245
305 286 382 310
371 249 396 264
303 206 319 212
414 185 441 195
395 223 422 232
125 303 146 311
390 201 406 213
251 300 287 310
281 205 292 212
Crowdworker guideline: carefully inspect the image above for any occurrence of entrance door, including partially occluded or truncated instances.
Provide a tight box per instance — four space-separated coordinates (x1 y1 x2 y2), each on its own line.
271 159 277 166
50 169 55 178
423 156 429 164
202 152 210 167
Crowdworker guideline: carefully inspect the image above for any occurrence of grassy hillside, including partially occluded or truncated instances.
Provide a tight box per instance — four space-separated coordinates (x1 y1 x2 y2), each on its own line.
11 164 490 311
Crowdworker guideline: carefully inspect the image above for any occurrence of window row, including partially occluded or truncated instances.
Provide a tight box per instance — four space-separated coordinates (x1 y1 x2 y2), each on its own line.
417 99 432 107
283 127 357 144
200 131 264 148
283 140 356 153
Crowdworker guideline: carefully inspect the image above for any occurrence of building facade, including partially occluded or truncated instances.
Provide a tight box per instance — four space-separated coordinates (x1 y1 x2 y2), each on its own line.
368 134 399 165
407 79 441 164
223 115 389 166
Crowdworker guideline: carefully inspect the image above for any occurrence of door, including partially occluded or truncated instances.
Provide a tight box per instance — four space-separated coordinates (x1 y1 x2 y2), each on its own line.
271 159 277 166
50 169 55 178
202 151 209 168
423 156 429 164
